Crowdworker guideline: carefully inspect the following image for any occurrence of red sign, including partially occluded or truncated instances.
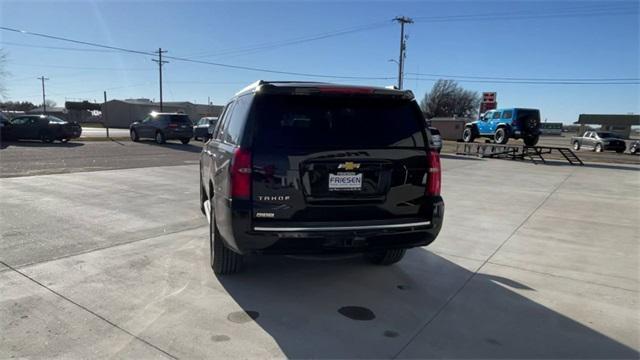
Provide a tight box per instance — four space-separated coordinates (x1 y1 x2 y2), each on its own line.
482 92 497 103
480 102 497 114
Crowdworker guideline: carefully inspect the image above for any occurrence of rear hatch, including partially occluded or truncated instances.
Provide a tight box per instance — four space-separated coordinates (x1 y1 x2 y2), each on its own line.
516 109 541 134
167 114 193 132
250 92 434 225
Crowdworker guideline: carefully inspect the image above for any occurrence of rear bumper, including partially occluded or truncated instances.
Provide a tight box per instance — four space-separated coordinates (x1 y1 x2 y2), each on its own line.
165 129 193 139
603 143 626 151
62 127 82 139
225 197 445 255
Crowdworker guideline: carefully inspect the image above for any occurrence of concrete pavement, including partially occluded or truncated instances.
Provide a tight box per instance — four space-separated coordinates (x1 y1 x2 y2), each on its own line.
0 140 204 178
1 158 638 358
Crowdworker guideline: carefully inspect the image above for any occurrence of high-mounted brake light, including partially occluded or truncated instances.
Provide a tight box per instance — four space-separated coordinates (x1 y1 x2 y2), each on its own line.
426 150 441 196
317 87 374 94
231 148 252 199
168 123 178 128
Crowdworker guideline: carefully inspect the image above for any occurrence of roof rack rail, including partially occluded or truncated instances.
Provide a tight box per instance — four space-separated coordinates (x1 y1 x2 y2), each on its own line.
235 80 265 96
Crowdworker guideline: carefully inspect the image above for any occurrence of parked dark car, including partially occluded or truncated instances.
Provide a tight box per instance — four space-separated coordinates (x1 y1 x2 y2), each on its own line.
0 114 82 143
628 140 639 154
200 81 444 274
0 113 9 139
193 117 218 141
571 131 626 153
130 112 193 144
429 127 442 153
463 108 541 146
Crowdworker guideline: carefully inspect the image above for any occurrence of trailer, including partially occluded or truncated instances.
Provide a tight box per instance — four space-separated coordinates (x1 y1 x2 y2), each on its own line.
455 142 583 166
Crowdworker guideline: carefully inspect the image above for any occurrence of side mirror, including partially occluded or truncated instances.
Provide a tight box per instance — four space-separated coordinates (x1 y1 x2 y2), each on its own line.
208 124 215 135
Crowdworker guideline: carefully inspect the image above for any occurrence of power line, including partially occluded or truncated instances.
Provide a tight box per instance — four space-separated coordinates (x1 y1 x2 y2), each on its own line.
0 26 394 80
406 72 640 82
406 77 640 85
412 3 638 22
186 21 392 59
0 41 119 53
8 62 153 72
0 26 155 57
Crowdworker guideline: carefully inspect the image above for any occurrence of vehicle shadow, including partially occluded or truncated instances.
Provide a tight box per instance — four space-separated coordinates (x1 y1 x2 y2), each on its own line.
217 249 637 359
0 139 85 149
138 140 203 154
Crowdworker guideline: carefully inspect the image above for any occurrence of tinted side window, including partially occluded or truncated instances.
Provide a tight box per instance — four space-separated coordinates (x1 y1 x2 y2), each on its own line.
224 96 251 145
492 112 501 119
10 117 29 125
502 111 513 119
216 102 235 141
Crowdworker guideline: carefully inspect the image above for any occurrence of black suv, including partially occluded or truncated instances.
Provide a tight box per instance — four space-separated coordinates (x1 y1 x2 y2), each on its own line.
200 81 444 274
130 112 193 144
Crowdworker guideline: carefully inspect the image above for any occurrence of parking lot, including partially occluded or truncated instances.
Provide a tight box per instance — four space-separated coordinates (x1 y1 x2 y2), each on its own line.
1 146 638 358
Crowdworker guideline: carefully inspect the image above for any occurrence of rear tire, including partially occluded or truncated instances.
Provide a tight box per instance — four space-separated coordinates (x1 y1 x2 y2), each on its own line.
41 133 53 143
155 131 165 144
594 143 603 152
462 127 475 143
209 193 244 275
524 135 539 146
199 179 206 216
494 128 509 144
573 141 580 151
631 146 638 154
130 129 139 142
364 249 406 265
180 138 191 144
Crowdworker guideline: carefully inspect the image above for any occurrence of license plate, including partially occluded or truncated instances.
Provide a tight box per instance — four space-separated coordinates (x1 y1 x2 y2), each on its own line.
328 172 362 191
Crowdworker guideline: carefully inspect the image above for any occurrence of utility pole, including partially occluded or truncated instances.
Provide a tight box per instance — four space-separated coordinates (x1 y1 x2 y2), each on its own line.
103 91 109 138
38 76 49 114
394 16 413 89
152 48 168 111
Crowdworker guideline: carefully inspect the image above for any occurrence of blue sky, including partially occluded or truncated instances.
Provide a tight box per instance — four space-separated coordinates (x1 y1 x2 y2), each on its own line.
1 0 638 123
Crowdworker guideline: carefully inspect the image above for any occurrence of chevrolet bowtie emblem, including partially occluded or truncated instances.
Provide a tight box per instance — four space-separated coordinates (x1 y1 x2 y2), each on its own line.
338 162 360 171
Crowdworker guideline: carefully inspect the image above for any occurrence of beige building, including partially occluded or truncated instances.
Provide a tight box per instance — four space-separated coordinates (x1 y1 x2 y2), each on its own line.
102 99 223 128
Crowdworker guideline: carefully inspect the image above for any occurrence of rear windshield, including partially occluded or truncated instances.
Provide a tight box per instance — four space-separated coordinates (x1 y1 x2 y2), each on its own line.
164 115 191 124
516 109 540 122
252 95 425 149
597 132 615 138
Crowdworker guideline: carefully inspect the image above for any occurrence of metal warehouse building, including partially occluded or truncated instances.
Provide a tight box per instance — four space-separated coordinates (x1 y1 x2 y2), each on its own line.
102 99 223 128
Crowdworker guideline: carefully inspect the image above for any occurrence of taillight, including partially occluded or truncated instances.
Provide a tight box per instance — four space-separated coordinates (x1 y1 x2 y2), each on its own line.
426 150 441 196
231 148 252 199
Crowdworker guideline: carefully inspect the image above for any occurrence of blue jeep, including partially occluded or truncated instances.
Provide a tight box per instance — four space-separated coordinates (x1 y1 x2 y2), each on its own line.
463 108 541 146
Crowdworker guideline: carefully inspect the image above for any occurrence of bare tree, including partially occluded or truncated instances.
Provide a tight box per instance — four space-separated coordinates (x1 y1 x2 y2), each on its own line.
44 99 57 108
420 79 481 119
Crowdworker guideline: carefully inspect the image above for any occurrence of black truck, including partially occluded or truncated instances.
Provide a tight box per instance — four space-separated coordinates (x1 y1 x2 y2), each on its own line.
199 81 444 274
